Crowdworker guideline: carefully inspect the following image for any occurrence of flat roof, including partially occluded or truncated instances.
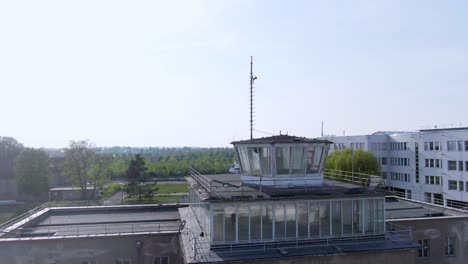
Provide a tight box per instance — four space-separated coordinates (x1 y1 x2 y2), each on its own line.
1 205 184 239
187 174 386 202
231 135 332 145
385 197 468 220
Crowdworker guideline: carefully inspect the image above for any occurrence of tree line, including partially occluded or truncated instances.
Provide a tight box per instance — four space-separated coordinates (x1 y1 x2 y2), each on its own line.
0 137 236 200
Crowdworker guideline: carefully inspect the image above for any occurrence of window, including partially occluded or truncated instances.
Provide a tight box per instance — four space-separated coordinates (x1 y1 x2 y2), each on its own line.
381 157 387 165
154 257 170 264
425 176 442 185
445 237 456 256
448 160 457 171
434 142 441 151
459 161 464 171
466 161 468 171
447 141 457 151
459 181 464 191
448 180 458 190
465 141 468 151
418 239 429 257
458 141 463 151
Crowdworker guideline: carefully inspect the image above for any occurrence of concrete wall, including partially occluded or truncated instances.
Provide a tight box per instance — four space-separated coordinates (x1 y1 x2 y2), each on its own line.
246 249 417 264
389 217 468 264
0 233 181 264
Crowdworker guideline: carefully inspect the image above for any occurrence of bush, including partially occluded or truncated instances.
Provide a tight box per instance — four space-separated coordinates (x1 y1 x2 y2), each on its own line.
102 182 122 199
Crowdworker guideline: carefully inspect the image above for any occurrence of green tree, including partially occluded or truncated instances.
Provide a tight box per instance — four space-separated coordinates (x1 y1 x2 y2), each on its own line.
89 154 112 198
126 154 147 200
325 149 380 175
15 148 49 197
0 137 24 179
63 140 95 199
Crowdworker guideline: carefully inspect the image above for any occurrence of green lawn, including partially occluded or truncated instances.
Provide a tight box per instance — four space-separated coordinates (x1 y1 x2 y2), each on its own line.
122 195 185 205
153 183 188 194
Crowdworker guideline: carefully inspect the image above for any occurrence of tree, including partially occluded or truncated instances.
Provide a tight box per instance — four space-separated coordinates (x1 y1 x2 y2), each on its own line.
15 148 49 198
63 140 95 199
325 149 380 175
126 154 147 200
89 154 112 198
0 137 24 179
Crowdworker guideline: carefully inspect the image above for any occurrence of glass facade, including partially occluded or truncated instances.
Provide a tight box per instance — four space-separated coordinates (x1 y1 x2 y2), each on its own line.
236 144 326 177
210 198 385 244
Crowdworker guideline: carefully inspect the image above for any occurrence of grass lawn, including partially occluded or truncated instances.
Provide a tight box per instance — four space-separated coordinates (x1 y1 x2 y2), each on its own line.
153 183 188 194
122 195 185 205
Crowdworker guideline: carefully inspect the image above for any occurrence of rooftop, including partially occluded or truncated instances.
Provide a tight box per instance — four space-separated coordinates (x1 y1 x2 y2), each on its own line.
231 135 332 145
385 197 468 220
0 204 185 239
187 173 386 202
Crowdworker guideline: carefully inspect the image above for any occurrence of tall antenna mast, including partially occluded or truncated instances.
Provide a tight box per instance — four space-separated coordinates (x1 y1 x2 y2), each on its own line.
321 121 324 137
249 56 257 139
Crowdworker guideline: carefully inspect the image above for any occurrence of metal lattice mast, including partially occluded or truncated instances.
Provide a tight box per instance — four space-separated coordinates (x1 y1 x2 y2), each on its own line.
250 56 257 139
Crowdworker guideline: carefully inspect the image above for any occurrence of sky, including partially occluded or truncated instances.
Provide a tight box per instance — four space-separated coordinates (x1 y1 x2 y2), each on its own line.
1 0 468 148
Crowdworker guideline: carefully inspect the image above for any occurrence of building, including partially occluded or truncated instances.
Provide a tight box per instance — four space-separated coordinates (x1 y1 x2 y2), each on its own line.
179 135 420 263
0 204 185 263
328 127 468 209
386 197 468 264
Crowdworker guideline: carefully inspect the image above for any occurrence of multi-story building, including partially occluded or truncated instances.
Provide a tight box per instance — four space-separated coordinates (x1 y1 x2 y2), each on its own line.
328 127 468 208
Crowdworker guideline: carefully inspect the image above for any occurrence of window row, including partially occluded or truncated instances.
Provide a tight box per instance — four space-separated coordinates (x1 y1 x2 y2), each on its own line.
424 158 442 168
211 199 385 243
370 142 387 152
350 142 365 150
390 142 408 151
447 180 468 192
236 145 324 176
332 143 346 151
390 172 410 182
390 157 410 166
425 175 442 185
424 141 442 151
447 160 468 171
417 237 456 257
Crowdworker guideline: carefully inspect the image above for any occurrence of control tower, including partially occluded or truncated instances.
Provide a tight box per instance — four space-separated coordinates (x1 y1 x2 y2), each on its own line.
231 135 331 187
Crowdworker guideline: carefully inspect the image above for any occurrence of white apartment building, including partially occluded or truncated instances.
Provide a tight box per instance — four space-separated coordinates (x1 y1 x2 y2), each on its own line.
328 127 468 208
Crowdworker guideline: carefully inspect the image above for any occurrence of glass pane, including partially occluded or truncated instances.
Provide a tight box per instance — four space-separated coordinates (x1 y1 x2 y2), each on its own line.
276 147 290 175
331 200 342 236
375 199 385 234
309 201 319 237
250 204 262 241
274 204 285 240
224 205 237 241
342 200 353 235
353 200 362 235
238 204 249 241
297 202 308 238
319 201 330 237
262 204 273 240
237 147 251 174
212 205 224 242
285 203 296 238
247 147 261 175
307 145 324 174
364 199 375 234
290 146 306 174
259 147 271 176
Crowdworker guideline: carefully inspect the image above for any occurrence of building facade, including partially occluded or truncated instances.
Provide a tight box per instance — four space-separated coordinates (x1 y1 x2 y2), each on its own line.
328 127 468 208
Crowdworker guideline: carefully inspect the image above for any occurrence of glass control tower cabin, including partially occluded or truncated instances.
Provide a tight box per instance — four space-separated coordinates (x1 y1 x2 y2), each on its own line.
181 135 416 262
234 135 330 187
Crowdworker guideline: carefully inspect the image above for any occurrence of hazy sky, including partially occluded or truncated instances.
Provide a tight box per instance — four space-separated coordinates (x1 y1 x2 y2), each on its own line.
1 1 468 148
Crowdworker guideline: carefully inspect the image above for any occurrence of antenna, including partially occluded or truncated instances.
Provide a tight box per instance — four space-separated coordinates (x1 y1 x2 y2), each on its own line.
249 56 257 139
321 121 324 137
